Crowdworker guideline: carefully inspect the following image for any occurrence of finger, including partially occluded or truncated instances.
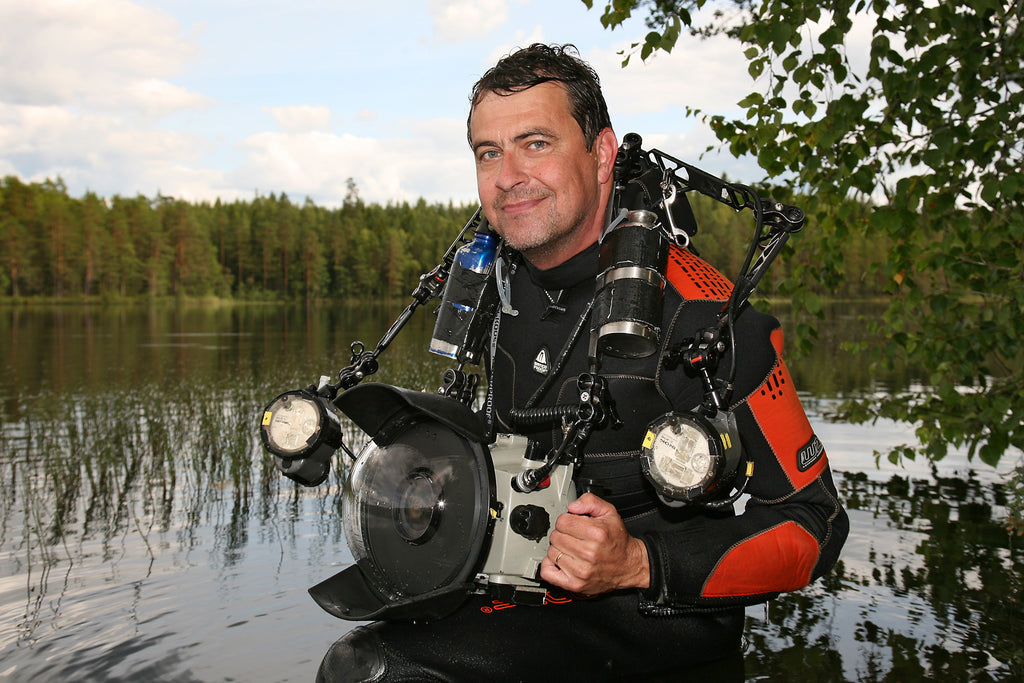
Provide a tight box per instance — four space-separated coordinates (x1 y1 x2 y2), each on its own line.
567 492 610 516
539 555 570 586
549 526 581 552
554 513 615 549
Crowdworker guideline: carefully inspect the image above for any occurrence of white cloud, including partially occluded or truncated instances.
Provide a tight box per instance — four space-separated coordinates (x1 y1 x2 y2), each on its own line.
266 105 333 133
0 0 204 114
0 0 219 201
233 117 477 206
0 101 215 197
430 0 509 43
591 36 751 119
132 79 210 118
484 25 545 66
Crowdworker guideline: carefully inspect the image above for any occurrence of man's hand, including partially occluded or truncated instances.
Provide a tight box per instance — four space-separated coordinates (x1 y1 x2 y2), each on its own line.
539 492 650 595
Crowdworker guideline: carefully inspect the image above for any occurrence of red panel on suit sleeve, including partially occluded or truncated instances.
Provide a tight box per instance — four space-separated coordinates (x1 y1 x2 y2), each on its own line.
702 521 818 597
748 358 827 490
770 326 784 357
665 246 733 301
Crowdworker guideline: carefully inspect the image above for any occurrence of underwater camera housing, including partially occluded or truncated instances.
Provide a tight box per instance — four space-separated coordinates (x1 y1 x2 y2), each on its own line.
308 383 576 622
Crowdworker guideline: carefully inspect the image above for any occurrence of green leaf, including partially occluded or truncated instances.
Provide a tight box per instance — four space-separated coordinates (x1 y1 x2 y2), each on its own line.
737 92 764 108
640 32 660 61
979 430 1009 467
771 22 793 54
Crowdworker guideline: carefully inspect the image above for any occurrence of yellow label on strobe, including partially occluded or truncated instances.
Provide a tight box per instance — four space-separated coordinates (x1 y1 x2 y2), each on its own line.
720 432 732 449
262 411 273 426
642 430 655 449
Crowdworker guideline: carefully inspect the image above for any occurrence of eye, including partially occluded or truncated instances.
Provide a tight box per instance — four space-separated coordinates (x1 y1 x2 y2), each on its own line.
477 149 500 163
527 139 548 151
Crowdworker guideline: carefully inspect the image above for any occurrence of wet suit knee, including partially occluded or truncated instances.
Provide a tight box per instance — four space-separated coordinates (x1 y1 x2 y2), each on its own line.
317 626 386 683
316 624 447 683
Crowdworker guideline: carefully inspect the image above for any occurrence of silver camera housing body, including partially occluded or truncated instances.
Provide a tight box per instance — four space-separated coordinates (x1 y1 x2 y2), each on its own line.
475 434 577 604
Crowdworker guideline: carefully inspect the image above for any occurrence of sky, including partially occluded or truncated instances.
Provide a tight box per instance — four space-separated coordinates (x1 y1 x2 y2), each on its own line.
0 0 765 208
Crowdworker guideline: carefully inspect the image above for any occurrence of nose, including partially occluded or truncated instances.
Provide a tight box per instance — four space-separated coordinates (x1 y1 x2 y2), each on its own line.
494 151 528 192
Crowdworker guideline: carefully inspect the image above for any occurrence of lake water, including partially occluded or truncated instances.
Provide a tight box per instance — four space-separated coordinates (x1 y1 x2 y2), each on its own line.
0 303 1021 682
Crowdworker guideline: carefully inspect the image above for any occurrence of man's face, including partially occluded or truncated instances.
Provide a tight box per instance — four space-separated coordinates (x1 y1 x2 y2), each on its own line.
468 82 615 269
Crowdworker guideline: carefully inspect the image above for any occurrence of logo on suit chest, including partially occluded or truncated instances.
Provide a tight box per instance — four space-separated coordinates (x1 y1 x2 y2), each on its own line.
532 346 551 375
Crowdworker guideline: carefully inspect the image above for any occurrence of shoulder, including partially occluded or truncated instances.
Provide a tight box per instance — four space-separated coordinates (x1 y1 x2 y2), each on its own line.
664 244 734 303
661 245 784 395
664 244 781 344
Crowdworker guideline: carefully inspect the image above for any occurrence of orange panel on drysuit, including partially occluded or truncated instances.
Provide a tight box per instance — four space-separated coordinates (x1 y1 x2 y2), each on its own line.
749 329 827 491
702 521 819 597
665 247 733 301
702 327 828 598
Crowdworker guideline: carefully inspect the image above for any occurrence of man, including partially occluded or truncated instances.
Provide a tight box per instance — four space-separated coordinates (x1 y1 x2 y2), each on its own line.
320 43 848 682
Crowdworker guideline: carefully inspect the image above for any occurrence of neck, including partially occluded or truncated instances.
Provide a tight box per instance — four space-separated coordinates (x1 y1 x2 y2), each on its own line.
524 241 601 290
518 229 599 270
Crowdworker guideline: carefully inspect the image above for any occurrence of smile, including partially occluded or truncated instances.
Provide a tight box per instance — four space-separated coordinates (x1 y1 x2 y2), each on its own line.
498 195 547 216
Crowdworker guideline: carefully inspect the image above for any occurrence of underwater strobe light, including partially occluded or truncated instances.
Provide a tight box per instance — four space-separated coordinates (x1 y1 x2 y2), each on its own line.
260 389 343 487
640 410 744 506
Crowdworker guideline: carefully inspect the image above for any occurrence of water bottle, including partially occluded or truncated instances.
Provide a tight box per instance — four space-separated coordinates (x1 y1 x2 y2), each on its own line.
429 231 499 362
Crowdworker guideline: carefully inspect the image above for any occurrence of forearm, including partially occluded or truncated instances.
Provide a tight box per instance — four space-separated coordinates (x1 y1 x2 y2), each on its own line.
638 472 848 609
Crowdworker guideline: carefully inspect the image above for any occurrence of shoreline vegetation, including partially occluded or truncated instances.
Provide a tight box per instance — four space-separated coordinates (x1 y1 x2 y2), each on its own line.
1 175 889 303
0 293 893 305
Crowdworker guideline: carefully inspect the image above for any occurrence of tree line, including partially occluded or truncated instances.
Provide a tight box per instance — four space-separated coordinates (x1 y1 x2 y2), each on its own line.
0 174 885 301
0 176 473 301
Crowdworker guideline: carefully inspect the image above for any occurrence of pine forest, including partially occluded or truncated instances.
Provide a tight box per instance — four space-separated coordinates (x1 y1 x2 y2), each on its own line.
0 175 886 302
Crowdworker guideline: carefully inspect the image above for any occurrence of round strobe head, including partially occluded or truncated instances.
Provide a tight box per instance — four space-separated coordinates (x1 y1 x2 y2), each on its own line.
640 411 740 504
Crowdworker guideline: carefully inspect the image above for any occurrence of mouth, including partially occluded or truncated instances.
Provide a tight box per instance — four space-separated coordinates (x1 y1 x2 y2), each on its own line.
496 194 547 217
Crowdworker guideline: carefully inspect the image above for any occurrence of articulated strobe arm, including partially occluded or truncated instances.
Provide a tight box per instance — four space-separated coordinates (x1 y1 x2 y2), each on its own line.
511 373 622 493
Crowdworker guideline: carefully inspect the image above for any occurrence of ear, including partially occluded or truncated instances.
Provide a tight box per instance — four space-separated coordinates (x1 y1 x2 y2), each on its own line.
595 128 618 185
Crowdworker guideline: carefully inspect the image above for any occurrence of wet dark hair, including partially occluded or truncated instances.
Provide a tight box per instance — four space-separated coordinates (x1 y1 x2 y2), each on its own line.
468 43 612 151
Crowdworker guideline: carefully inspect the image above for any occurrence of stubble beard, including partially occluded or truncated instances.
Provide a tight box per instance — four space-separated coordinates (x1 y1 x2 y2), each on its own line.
491 191 590 266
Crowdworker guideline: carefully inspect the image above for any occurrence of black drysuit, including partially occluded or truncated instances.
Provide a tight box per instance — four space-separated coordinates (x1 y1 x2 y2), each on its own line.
318 241 848 682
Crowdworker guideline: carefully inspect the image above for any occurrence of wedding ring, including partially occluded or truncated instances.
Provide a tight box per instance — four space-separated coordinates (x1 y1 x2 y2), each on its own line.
554 551 565 568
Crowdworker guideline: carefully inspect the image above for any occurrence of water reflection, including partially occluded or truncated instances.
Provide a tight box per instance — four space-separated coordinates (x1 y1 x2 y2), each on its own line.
0 303 1021 682
745 470 1022 681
